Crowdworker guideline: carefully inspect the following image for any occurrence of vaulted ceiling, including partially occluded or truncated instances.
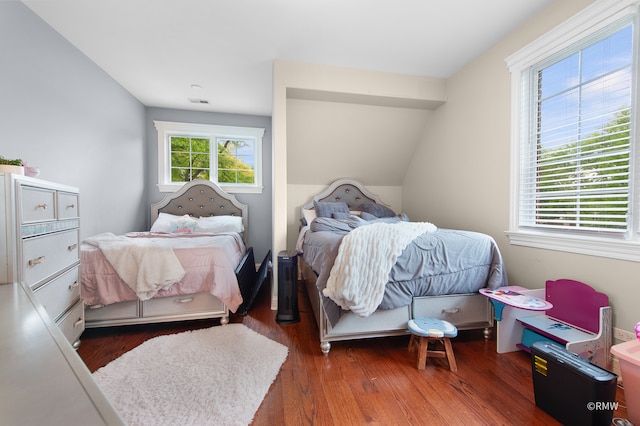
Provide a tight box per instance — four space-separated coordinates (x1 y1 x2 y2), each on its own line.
23 0 553 116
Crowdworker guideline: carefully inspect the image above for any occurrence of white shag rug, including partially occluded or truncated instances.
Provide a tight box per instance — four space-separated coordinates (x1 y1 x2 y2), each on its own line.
93 324 288 426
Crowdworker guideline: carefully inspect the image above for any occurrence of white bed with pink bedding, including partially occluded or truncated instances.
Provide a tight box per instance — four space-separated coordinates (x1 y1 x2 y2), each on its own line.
81 180 256 328
82 232 245 308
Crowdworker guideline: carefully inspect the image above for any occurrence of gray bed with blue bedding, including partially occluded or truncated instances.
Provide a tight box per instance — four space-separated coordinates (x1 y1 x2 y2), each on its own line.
298 178 507 354
303 215 506 327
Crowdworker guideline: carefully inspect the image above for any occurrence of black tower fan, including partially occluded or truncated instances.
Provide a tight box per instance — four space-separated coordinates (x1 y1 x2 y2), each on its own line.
276 250 300 324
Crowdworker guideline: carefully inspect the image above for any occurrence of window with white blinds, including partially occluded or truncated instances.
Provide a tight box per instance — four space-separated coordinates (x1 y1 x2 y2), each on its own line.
506 0 640 261
522 23 633 234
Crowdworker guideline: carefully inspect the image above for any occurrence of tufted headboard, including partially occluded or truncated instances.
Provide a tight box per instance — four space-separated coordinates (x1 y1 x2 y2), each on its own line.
301 178 391 219
151 179 248 240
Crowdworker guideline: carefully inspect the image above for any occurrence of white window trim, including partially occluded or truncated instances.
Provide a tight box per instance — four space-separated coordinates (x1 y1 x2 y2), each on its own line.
505 0 640 261
154 120 264 194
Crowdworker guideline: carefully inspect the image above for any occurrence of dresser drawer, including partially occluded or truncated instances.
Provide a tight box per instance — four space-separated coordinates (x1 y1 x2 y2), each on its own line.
34 266 80 321
412 293 493 329
20 186 55 223
22 229 79 287
57 191 79 219
57 300 84 346
85 300 139 322
142 292 226 318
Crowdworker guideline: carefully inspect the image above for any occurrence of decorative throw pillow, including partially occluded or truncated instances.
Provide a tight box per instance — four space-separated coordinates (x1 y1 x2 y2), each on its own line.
358 202 396 218
169 215 198 233
313 200 350 218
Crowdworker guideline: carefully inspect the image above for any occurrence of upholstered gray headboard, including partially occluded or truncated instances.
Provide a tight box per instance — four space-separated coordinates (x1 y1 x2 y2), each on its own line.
301 178 390 216
151 179 248 239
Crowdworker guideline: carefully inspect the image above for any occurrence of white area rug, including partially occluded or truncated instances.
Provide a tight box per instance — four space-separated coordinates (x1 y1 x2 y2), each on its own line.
93 324 288 426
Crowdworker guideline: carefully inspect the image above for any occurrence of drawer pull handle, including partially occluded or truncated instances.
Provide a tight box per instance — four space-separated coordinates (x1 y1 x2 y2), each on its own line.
73 318 83 327
174 297 194 304
442 307 461 314
28 256 45 266
67 204 75 209
36 203 48 210
68 243 78 251
69 281 79 290
88 304 105 309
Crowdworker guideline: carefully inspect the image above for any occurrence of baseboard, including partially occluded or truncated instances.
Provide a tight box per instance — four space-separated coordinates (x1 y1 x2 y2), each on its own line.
614 327 635 342
612 355 623 384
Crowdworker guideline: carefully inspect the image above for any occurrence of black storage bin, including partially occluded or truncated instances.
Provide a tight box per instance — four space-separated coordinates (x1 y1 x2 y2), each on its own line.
276 250 299 324
531 341 617 426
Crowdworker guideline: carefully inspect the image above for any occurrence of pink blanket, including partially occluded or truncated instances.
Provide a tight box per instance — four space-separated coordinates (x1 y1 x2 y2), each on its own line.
81 232 245 313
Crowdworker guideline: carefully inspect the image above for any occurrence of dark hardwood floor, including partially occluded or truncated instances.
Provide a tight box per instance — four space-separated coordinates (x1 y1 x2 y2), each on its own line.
77 281 629 425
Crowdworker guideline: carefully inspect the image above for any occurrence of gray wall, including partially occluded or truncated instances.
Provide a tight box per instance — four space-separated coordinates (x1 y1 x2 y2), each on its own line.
145 108 273 261
0 3 273 262
0 1 147 239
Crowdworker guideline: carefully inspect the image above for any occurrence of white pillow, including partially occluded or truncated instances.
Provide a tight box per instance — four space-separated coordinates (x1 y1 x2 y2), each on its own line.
150 212 183 233
196 215 244 233
302 208 316 226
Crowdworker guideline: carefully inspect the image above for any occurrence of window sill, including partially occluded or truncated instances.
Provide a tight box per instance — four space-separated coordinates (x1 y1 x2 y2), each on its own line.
158 183 263 194
505 230 640 262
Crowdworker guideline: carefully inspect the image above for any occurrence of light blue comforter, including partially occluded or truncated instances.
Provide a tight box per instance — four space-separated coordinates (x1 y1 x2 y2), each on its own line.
302 216 507 326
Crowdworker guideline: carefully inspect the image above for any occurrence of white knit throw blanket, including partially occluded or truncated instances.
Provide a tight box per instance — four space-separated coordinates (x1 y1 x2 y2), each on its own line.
84 232 185 300
323 221 437 317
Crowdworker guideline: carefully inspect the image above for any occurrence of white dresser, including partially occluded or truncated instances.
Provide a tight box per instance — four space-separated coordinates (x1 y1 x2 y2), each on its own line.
0 173 84 346
0 282 123 425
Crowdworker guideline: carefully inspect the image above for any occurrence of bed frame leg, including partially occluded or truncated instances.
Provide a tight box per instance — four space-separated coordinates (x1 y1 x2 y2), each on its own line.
483 327 492 339
320 341 331 354
220 316 229 325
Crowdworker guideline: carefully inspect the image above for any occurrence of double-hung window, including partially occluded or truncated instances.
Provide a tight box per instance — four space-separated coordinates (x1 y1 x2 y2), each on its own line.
506 0 640 261
155 121 265 193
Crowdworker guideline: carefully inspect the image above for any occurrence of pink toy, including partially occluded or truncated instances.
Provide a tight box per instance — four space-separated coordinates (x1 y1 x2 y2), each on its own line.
635 322 640 340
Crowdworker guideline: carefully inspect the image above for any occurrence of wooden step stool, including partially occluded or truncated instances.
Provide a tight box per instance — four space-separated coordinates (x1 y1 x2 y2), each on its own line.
408 318 458 371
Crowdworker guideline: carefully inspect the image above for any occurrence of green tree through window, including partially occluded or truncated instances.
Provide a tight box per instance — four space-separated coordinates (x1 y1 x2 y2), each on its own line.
170 136 210 182
536 109 630 230
217 138 255 184
155 120 264 193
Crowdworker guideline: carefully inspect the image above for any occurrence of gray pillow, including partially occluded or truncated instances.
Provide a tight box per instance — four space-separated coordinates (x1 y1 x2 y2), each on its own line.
360 211 378 221
314 200 350 218
332 211 351 219
359 202 396 218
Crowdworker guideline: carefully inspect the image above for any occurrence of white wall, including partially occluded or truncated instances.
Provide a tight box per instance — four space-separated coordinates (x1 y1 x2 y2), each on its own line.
273 60 446 306
287 98 430 186
285 97 431 249
403 0 640 333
